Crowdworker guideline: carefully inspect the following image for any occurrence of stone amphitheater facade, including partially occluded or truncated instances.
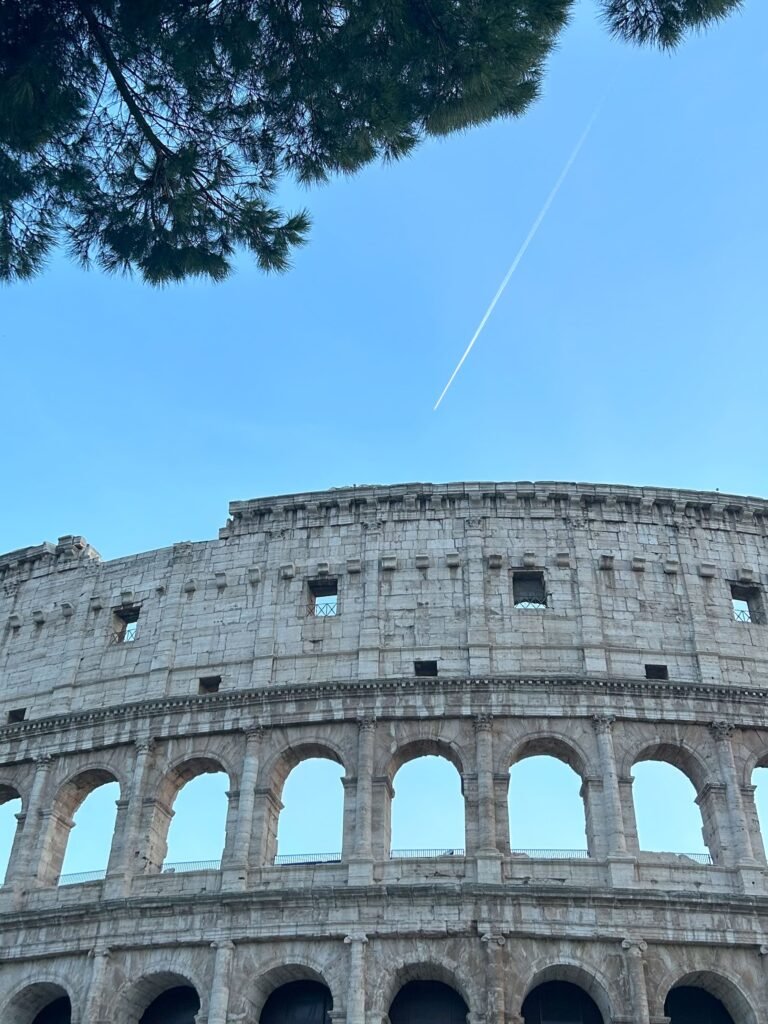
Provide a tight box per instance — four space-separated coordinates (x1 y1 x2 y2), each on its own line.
1 480 768 1024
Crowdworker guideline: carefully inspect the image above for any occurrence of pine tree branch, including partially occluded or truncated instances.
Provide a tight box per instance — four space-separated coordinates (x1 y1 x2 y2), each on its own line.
73 0 172 158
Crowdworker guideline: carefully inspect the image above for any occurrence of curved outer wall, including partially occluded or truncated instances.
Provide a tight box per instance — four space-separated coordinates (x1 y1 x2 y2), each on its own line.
0 481 767 1023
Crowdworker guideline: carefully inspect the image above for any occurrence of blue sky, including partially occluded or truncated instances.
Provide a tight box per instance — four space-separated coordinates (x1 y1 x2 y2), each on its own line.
1 0 767 877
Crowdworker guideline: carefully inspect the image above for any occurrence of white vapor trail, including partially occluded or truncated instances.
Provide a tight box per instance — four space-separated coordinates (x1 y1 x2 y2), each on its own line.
433 103 603 411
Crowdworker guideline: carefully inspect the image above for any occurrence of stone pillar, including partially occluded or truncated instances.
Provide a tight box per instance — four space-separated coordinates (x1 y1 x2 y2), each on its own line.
474 717 500 881
480 931 505 1024
207 940 235 1024
465 520 491 676
579 776 606 860
223 728 262 885
344 933 368 1024
6 754 55 895
742 784 766 863
621 938 650 1024
710 722 754 865
592 716 627 856
349 719 376 883
83 946 111 1024
104 739 155 897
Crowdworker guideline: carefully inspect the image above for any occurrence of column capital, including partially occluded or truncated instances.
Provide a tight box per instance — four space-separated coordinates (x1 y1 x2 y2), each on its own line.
243 725 264 741
358 717 376 732
344 932 368 945
621 937 647 956
710 720 734 741
480 930 505 948
211 939 236 951
134 738 155 754
474 714 494 733
592 714 616 734
89 945 111 959
33 753 55 766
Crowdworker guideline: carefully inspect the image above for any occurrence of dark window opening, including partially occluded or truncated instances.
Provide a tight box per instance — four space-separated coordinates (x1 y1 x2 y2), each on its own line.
645 664 669 680
198 675 221 695
522 981 604 1024
731 583 764 624
308 579 338 617
513 571 547 609
7 707 26 723
261 981 333 1024
139 986 201 1024
414 660 438 677
32 998 72 1024
389 981 468 1024
665 986 734 1024
111 605 140 644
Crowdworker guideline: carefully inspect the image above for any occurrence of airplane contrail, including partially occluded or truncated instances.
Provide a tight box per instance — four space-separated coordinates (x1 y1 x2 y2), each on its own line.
433 103 603 411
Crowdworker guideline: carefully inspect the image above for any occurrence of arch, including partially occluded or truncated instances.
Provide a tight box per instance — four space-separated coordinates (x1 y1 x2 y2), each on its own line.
660 971 758 1024
375 960 473 1018
112 970 206 1024
506 734 590 779
2 981 74 1024
520 963 613 1023
508 754 588 853
631 760 708 857
264 741 347 797
625 741 711 795
0 784 23 885
389 980 468 1024
38 767 120 885
147 756 231 871
275 757 345 859
251 962 337 1021
260 980 333 1024
390 754 465 854
522 980 603 1024
384 739 464 782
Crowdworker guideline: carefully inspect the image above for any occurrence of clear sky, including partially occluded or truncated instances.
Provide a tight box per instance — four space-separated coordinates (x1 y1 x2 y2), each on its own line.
1 1 767 878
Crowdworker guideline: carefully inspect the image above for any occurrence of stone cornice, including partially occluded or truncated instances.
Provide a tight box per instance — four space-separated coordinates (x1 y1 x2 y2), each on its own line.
1 674 767 752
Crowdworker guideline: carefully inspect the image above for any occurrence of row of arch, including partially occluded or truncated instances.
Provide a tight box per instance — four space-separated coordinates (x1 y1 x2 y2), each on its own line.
4 963 748 1024
3 752 746 882
4 720 768 887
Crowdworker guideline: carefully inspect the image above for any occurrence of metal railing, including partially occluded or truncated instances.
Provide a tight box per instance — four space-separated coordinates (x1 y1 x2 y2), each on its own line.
674 851 713 865
733 607 752 623
274 852 342 865
161 859 221 873
390 848 465 859
510 849 589 859
514 600 547 610
312 600 338 617
59 869 107 886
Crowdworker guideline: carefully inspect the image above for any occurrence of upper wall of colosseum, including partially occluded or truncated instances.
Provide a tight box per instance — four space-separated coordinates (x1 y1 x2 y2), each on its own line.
0 482 766 720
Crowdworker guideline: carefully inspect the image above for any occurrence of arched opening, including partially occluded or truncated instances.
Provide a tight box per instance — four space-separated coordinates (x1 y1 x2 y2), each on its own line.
37 769 119 885
275 758 345 862
522 981 604 1024
632 760 709 859
260 981 333 1024
508 755 587 855
147 757 230 872
164 771 229 868
139 986 200 1024
751 764 768 856
665 987 734 1024
59 780 119 882
0 784 22 884
32 998 72 1024
3 984 72 1024
390 755 465 855
389 981 467 1024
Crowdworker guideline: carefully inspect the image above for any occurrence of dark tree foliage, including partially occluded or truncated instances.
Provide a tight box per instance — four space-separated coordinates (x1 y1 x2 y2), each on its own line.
0 0 744 284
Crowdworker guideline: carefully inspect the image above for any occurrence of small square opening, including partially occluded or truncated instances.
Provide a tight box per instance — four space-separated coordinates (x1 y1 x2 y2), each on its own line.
513 571 547 609
7 708 26 723
111 605 140 644
308 578 338 617
731 584 764 624
414 660 438 677
198 675 221 695
645 664 669 680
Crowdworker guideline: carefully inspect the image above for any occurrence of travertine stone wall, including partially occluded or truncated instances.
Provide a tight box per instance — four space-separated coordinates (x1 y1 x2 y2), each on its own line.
0 482 767 1024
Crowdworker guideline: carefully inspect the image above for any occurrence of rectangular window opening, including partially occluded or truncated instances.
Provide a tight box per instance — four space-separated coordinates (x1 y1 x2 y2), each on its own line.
7 708 26 723
645 663 669 680
111 605 140 644
308 578 338 617
198 675 222 695
731 583 764 625
513 570 547 609
414 659 438 677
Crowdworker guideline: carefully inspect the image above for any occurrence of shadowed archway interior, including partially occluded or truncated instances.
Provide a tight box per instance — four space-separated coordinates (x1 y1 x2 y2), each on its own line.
139 986 200 1024
260 980 333 1024
522 981 603 1024
665 987 735 1024
31 998 71 1024
389 981 468 1024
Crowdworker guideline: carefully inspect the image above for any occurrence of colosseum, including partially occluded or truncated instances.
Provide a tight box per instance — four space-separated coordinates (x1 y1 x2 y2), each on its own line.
1 480 767 1024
